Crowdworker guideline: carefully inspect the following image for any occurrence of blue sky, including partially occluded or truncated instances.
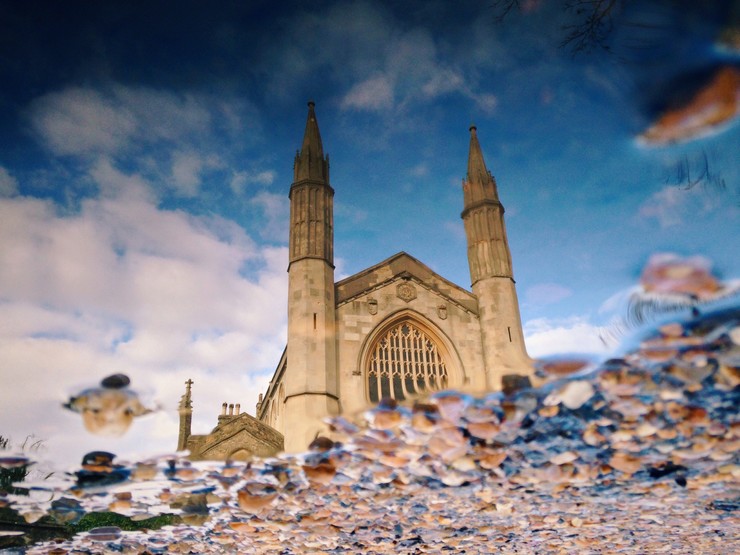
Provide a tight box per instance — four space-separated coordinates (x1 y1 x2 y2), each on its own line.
1 0 738 465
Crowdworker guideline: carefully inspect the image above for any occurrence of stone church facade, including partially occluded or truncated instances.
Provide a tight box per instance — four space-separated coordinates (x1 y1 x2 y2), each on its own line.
178 102 532 459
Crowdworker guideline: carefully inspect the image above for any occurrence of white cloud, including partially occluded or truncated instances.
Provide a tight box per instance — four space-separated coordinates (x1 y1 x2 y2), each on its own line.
421 69 465 97
408 163 429 177
27 85 258 198
268 1 495 114
335 201 368 224
471 92 497 113
638 185 721 228
422 69 497 114
524 316 611 358
230 169 276 195
342 75 394 111
28 86 220 159
0 166 19 196
0 165 288 468
339 38 495 113
251 191 290 242
29 87 137 157
170 150 204 197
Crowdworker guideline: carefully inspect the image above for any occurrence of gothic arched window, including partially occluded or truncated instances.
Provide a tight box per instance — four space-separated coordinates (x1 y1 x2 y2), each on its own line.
367 320 449 403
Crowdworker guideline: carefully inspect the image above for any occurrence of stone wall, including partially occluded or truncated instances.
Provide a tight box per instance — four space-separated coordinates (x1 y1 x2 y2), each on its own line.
187 413 283 461
335 253 487 417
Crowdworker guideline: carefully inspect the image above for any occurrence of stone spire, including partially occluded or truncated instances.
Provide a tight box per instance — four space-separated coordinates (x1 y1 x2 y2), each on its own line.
289 101 334 267
461 126 530 388
461 125 512 283
464 125 500 206
179 379 193 410
294 101 329 183
177 379 193 451
284 101 339 452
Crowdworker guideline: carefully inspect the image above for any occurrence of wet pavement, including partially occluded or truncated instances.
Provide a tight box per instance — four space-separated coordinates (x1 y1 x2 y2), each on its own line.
2 303 739 554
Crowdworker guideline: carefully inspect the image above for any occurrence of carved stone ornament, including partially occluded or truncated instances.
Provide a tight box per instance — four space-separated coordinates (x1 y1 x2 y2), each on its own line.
437 304 448 320
396 282 417 302
367 297 378 315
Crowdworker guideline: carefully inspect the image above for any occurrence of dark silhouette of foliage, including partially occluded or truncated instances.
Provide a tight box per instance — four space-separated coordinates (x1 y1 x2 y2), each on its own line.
561 0 621 52
492 0 625 53
0 436 31 495
492 0 522 22
493 0 644 54
667 151 728 195
69 511 181 533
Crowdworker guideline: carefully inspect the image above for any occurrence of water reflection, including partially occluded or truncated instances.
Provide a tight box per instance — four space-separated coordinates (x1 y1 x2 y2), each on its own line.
63 375 154 438
0 1 739 553
2 296 737 552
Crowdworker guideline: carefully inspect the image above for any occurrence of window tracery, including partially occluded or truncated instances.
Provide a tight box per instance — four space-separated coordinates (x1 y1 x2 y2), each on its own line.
367 320 448 403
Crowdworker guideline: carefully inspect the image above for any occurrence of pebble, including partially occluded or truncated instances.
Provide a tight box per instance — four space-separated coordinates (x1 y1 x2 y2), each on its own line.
63 374 154 437
7 305 740 554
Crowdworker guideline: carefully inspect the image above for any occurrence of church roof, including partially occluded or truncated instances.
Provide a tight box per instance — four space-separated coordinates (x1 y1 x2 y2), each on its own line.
335 251 478 314
188 411 283 459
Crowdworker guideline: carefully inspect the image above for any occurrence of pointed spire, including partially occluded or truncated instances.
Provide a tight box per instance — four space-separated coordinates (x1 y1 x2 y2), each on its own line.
179 378 193 410
294 101 329 182
466 125 486 183
301 101 323 157
461 124 512 282
289 101 334 266
177 379 193 451
465 125 499 205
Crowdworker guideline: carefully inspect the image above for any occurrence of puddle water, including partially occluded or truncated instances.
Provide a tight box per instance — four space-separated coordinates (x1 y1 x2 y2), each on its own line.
1 289 737 553
1 2 739 553
63 375 154 438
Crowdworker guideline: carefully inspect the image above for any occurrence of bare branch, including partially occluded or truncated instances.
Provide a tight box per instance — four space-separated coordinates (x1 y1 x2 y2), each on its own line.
666 150 727 195
491 0 523 22
561 0 622 53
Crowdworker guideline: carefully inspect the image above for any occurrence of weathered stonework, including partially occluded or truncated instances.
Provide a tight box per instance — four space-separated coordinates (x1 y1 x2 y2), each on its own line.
396 282 417 302
178 105 532 458
179 398 283 461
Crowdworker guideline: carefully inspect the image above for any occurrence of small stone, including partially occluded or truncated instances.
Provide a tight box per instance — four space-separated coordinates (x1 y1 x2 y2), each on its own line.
550 451 578 465
308 437 336 452
501 374 531 395
729 325 740 346
466 421 500 441
545 380 594 410
237 484 278 513
538 405 559 417
302 461 336 485
609 453 642 474
478 452 506 469
432 392 471 424
100 373 131 389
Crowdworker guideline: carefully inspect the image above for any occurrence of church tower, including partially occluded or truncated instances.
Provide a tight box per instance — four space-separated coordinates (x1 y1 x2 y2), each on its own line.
284 101 339 451
461 126 531 389
177 379 193 451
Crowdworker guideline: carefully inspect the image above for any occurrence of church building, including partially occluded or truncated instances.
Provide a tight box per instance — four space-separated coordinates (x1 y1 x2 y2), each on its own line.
178 102 532 459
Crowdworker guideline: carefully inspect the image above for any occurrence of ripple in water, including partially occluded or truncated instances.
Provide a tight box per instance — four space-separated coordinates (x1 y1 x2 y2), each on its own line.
1 262 738 553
